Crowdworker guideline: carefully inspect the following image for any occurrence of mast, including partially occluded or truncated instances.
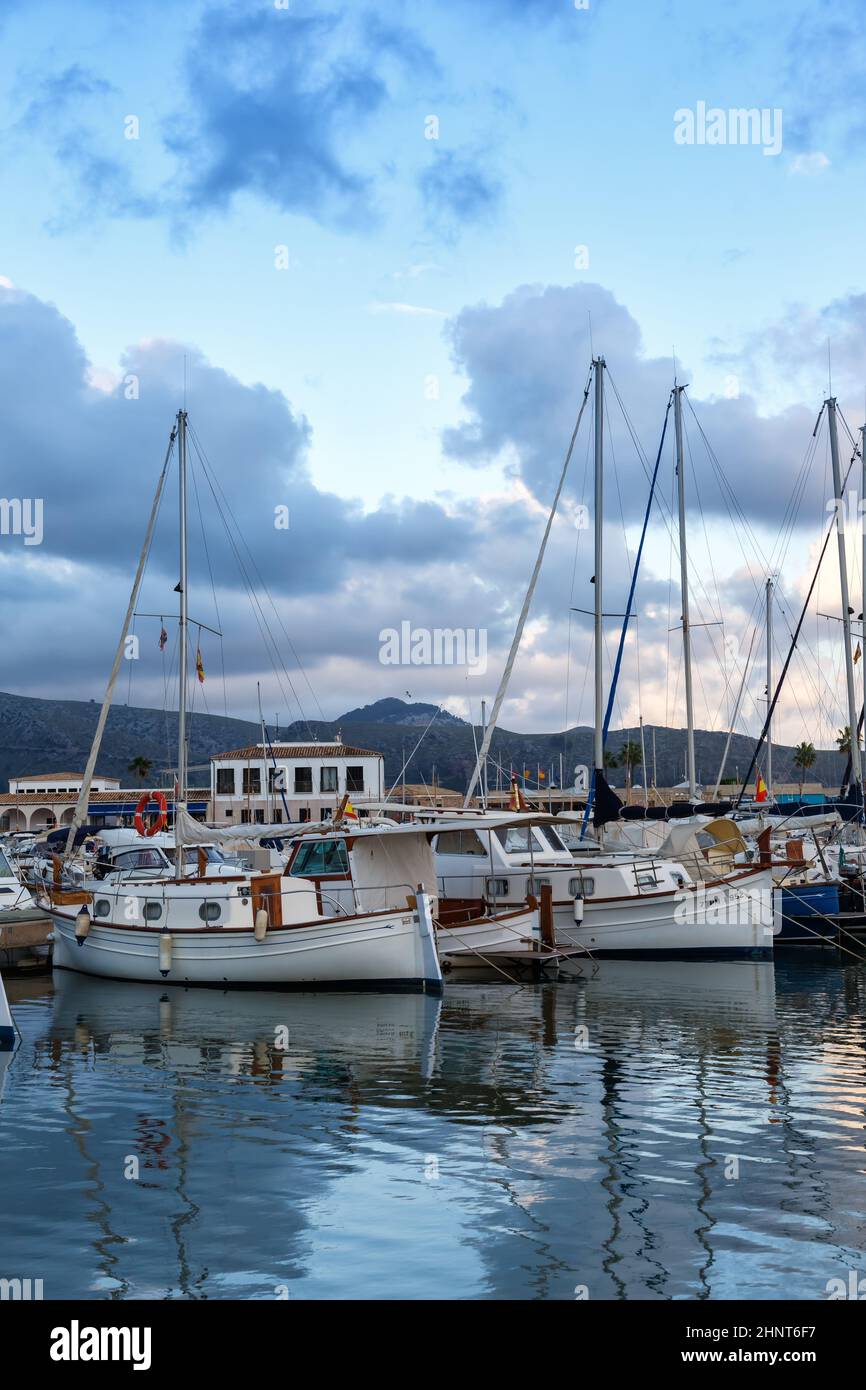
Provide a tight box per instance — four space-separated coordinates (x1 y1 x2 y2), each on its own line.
766 577 773 800
175 408 189 876
674 383 697 800
639 715 648 806
593 356 605 782
63 425 176 859
462 365 593 806
862 421 865 770
828 395 862 794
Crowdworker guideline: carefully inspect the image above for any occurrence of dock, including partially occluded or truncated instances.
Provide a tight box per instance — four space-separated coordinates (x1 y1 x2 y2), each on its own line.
0 909 53 973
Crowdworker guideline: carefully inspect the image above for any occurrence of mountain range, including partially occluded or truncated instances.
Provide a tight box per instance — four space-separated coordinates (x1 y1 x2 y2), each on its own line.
0 691 846 795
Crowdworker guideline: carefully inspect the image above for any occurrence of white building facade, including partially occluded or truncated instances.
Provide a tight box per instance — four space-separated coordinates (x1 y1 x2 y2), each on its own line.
209 741 384 825
9 772 120 795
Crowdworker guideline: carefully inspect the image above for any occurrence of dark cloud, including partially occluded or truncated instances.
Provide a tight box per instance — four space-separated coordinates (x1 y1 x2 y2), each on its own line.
0 286 478 601
417 148 503 236
783 0 866 153
443 281 823 527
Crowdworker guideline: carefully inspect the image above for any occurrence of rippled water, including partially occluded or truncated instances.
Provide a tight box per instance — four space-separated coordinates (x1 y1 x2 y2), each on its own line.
1 957 865 1300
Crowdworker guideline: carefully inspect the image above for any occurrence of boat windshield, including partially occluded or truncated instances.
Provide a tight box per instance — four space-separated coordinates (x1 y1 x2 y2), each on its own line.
0 849 14 877
290 839 350 876
183 846 228 865
494 826 532 854
534 826 570 854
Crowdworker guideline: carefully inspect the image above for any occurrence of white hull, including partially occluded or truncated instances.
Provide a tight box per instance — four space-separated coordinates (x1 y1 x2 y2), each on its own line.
436 907 542 964
551 875 774 959
51 906 442 992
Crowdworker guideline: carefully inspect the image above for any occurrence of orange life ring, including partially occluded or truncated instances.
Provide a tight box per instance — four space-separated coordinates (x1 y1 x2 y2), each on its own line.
134 790 168 837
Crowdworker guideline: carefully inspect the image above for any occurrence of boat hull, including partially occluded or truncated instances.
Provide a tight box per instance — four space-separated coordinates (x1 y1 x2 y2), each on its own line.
551 877 774 960
50 908 442 993
436 907 542 964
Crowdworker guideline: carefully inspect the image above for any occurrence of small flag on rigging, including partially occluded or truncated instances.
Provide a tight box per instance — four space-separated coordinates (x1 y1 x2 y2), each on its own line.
159 626 168 651
855 642 862 665
195 647 205 683
755 774 768 803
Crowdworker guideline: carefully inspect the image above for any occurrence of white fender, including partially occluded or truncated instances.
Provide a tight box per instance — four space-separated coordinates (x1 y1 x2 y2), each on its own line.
254 909 269 942
159 932 173 976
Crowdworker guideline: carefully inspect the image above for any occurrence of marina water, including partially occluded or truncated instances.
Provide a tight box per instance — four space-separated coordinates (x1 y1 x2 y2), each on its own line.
1 958 865 1301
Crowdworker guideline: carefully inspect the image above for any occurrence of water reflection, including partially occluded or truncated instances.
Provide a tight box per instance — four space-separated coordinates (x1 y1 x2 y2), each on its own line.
0 959 864 1300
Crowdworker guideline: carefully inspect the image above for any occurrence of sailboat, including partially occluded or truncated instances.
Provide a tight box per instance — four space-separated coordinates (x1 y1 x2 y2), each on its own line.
460 358 774 959
47 411 442 993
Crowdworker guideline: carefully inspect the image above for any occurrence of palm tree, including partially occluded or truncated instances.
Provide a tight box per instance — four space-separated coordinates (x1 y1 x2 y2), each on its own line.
836 727 851 756
620 740 642 795
603 748 619 770
128 756 153 785
792 740 816 795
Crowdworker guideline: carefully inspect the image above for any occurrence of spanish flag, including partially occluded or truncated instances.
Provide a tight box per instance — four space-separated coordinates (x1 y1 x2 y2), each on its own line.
344 798 359 821
195 647 205 683
855 642 862 665
755 774 768 803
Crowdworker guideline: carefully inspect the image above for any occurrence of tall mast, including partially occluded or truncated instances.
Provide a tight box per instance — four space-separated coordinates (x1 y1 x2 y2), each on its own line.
175 408 189 876
673 383 697 800
766 577 773 799
862 421 865 766
827 395 862 793
593 356 605 782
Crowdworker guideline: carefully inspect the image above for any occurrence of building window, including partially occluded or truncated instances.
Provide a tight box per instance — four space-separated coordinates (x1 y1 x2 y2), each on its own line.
294 767 312 794
223 808 233 819
346 766 364 793
241 809 251 824
216 768 235 795
242 767 261 795
254 809 265 824
273 809 283 823
299 808 310 823
320 766 338 794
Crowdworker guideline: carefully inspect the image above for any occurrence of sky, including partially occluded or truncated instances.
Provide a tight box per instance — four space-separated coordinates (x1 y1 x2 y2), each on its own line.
2 0 866 756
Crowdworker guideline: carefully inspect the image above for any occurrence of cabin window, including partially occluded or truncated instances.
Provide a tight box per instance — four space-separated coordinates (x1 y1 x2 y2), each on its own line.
537 826 568 853
198 902 221 922
320 766 339 793
114 848 165 870
569 876 595 897
294 767 312 794
526 876 552 895
435 830 487 856
290 840 350 877
94 898 111 917
494 826 532 854
143 901 162 922
346 766 364 792
216 768 235 795
242 768 261 795
486 878 509 897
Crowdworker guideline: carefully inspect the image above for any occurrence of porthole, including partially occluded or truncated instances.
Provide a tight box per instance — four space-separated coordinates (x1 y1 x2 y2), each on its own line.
94 898 111 917
144 901 162 922
198 902 221 922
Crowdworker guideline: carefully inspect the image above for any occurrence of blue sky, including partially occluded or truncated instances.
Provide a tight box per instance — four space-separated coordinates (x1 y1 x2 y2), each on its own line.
1 0 865 752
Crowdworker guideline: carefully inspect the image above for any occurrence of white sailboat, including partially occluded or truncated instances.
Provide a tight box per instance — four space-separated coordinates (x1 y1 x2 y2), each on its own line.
48 411 443 993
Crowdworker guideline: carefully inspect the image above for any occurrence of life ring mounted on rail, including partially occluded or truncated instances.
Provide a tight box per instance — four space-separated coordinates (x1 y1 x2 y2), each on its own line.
134 790 168 837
